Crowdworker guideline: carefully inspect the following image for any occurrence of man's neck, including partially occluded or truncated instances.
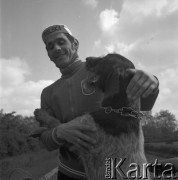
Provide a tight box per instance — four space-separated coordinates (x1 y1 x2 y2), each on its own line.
60 58 82 78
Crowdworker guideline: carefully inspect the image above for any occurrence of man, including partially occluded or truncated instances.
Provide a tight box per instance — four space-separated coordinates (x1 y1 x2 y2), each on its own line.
39 25 159 180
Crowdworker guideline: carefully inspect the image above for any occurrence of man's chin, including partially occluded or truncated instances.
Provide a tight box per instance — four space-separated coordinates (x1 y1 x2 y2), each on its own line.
55 61 69 69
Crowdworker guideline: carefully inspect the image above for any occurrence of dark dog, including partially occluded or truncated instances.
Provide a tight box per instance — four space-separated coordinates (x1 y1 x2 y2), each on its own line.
34 53 150 180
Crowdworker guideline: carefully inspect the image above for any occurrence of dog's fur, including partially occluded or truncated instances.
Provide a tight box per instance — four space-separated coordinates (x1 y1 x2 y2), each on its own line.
34 53 150 180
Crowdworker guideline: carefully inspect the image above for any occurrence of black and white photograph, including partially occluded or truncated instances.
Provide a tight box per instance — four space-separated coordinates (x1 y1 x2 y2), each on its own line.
0 0 178 179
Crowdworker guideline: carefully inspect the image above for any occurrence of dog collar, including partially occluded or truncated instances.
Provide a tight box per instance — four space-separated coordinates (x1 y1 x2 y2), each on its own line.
102 106 143 119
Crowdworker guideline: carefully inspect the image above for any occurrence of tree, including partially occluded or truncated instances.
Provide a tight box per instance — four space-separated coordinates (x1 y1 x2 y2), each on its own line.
0 110 41 158
154 110 177 138
142 112 161 140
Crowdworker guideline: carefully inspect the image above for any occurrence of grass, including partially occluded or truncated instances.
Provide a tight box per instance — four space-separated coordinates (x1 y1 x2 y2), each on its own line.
0 148 58 180
147 141 178 147
146 153 178 180
1 142 177 180
145 141 178 158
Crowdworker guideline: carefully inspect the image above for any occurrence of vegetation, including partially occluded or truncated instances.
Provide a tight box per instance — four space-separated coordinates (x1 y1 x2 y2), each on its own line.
142 110 178 157
143 110 178 141
0 109 177 158
0 149 58 179
0 108 177 178
0 109 58 179
0 109 41 158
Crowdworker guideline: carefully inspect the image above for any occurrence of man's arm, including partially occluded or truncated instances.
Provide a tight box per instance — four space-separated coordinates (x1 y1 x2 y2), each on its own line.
38 88 65 151
126 69 159 111
140 86 159 111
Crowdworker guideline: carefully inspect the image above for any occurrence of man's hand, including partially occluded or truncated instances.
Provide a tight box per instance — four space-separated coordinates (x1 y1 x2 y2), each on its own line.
126 69 159 101
56 114 97 152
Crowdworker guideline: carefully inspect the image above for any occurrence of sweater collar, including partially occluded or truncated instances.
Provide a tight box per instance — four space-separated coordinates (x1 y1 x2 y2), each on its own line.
60 59 83 78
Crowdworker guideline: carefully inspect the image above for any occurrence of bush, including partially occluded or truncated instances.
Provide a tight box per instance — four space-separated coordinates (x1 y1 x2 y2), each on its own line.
27 137 41 151
0 154 34 176
0 110 41 158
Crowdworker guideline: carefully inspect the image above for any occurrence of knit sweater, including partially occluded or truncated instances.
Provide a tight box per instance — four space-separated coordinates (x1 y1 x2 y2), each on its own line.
39 60 159 179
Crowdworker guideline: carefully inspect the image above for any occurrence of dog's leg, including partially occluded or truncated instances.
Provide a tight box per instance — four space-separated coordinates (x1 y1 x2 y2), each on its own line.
34 108 60 128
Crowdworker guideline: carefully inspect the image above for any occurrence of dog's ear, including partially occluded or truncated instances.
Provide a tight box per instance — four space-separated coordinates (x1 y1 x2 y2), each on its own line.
116 68 135 97
85 57 100 72
103 68 129 108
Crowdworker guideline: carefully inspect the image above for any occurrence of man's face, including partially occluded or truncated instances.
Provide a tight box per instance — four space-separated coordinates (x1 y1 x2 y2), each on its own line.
45 32 77 69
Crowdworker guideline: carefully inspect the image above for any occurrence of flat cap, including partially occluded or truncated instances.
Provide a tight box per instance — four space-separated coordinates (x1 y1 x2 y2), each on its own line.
42 24 72 42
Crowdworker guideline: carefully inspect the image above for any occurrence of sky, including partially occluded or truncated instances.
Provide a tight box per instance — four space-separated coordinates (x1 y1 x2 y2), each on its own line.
0 0 178 120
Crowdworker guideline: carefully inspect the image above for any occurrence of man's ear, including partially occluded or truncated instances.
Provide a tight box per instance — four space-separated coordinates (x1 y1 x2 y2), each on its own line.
72 39 79 51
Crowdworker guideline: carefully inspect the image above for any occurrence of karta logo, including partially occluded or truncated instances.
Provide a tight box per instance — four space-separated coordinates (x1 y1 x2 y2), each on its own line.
105 158 177 179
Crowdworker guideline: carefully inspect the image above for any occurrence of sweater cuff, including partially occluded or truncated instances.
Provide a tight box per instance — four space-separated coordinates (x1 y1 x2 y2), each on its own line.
51 128 65 146
153 75 159 93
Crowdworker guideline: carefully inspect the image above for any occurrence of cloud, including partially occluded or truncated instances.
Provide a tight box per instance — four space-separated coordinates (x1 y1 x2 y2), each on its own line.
94 1 178 119
103 41 136 58
153 67 178 119
0 58 54 116
168 0 178 13
1 57 30 87
116 42 136 56
105 43 115 53
123 0 178 18
99 9 119 35
94 39 101 48
82 0 98 9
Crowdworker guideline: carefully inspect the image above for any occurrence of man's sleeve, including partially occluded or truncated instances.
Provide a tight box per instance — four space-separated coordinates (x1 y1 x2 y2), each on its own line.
39 88 65 151
140 77 159 111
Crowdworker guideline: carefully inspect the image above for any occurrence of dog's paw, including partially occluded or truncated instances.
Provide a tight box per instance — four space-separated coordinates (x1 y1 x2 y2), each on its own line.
34 109 49 123
34 109 59 128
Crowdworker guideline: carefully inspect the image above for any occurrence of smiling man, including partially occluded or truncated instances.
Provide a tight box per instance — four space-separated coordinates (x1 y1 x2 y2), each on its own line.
38 24 159 180
43 25 79 69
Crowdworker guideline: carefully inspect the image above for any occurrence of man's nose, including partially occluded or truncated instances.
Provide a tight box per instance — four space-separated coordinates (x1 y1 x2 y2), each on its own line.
54 44 62 52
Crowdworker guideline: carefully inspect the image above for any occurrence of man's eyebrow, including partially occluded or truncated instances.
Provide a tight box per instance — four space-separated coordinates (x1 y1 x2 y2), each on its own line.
46 37 66 45
56 37 65 41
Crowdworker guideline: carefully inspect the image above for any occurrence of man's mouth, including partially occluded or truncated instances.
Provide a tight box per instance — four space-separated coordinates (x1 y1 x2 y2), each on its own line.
54 53 66 59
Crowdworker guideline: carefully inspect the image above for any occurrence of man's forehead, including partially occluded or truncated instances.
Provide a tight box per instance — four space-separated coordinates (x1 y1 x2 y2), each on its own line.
44 32 68 44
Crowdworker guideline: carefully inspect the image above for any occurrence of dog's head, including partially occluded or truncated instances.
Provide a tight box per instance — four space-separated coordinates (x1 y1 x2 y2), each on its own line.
86 54 140 137
86 53 135 108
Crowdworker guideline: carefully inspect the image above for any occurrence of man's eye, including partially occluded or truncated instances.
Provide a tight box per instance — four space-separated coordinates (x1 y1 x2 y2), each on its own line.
46 44 53 50
57 40 65 46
